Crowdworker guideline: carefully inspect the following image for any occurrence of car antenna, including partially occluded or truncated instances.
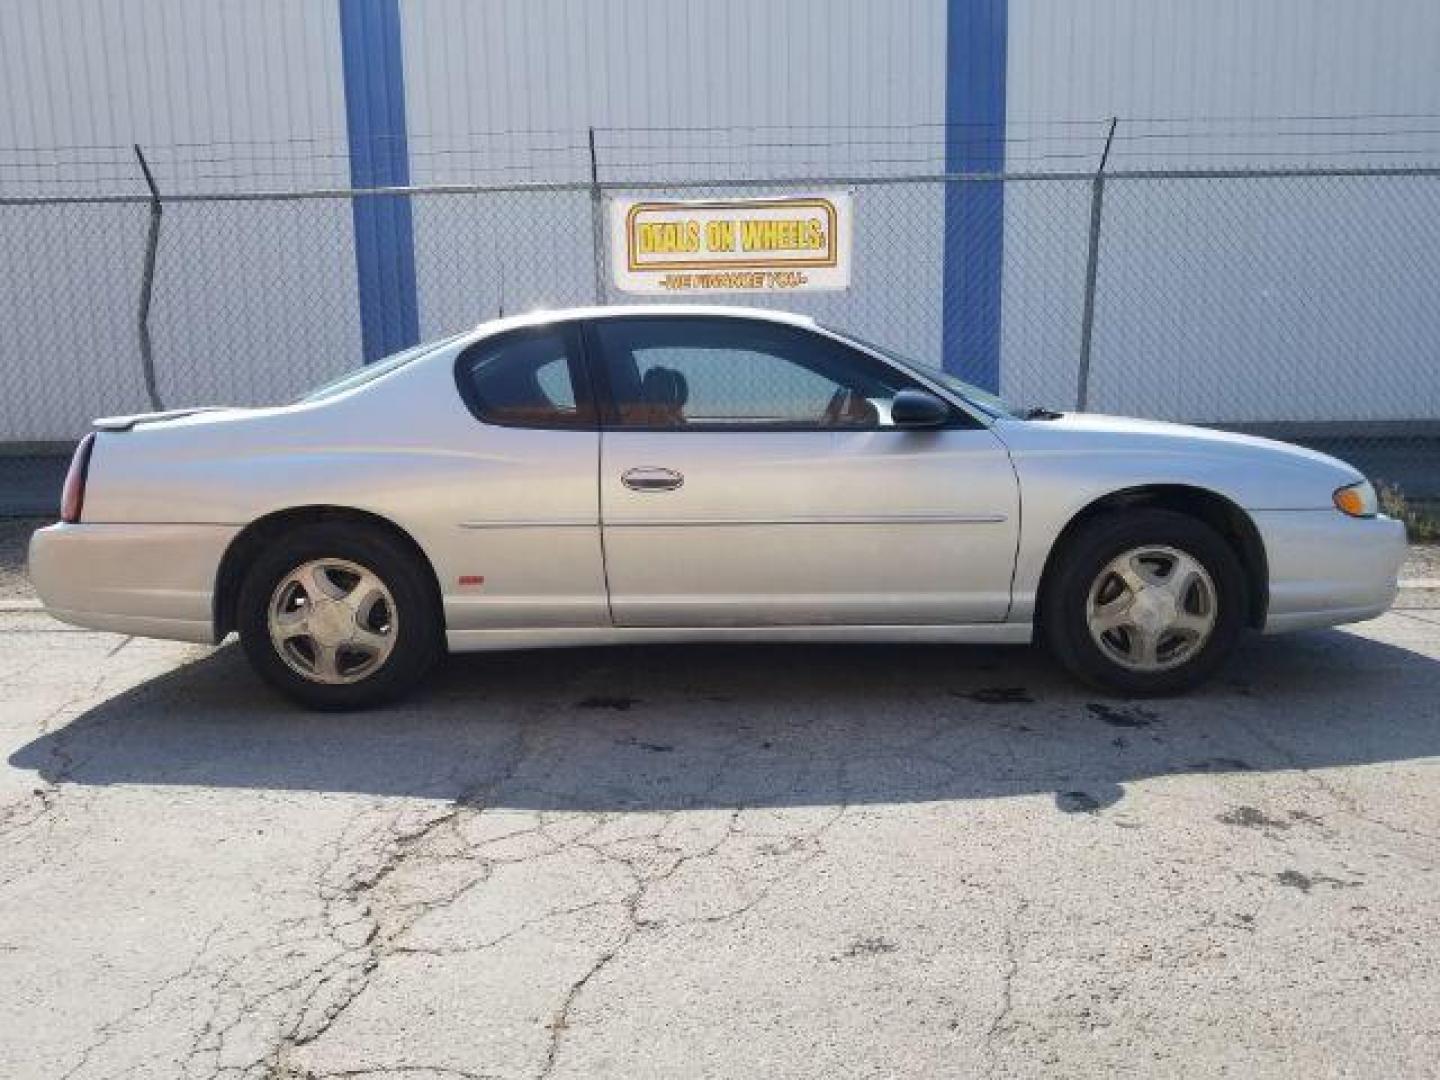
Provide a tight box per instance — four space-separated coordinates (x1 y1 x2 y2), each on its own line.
491 212 507 318
494 230 508 318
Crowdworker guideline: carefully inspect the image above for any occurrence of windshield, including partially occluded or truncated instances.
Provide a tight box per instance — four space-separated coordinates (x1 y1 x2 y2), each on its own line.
294 332 466 404
826 327 1022 420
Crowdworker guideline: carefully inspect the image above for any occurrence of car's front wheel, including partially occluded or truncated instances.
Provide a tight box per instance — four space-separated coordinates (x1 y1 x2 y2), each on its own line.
1042 509 1247 696
237 522 442 709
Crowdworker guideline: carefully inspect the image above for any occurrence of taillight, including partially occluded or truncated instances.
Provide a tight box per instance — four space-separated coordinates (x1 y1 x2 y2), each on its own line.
60 432 97 524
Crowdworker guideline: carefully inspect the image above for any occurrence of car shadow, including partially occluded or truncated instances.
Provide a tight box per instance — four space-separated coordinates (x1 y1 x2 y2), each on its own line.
10 627 1440 815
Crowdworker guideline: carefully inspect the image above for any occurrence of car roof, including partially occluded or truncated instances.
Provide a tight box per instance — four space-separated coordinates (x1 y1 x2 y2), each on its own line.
469 304 819 338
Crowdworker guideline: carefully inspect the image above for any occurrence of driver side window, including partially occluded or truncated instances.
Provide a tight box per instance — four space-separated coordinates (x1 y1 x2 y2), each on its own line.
592 317 928 430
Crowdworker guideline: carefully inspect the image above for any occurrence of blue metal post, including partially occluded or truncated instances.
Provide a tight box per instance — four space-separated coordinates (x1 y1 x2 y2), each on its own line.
339 0 419 362
942 0 1008 389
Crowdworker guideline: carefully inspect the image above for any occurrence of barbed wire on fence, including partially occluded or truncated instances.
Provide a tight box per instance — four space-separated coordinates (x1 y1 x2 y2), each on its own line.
11 114 1440 196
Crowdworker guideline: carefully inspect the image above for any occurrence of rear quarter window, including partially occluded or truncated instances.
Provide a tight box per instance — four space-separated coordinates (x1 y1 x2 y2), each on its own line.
454 323 594 429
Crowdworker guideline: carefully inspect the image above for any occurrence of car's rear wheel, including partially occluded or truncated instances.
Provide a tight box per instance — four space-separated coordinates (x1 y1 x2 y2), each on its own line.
237 523 441 709
1042 509 1247 695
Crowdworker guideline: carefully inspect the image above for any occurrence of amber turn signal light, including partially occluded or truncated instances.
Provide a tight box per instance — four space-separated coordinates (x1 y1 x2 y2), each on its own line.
1332 480 1377 518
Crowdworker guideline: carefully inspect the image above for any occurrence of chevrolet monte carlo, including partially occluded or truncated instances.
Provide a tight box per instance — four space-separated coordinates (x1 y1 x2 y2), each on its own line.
30 306 1405 709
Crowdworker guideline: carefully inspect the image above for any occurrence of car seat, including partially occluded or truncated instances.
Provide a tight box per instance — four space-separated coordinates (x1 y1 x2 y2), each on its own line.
636 365 689 427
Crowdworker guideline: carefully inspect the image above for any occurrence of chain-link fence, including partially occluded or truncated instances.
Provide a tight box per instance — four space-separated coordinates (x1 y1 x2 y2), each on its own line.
2 165 1438 505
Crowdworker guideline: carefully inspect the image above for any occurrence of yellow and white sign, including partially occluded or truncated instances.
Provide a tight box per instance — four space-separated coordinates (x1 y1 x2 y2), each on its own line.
608 192 853 294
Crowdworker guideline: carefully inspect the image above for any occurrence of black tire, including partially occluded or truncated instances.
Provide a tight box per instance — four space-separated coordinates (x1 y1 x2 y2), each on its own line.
1041 509 1247 696
236 522 442 710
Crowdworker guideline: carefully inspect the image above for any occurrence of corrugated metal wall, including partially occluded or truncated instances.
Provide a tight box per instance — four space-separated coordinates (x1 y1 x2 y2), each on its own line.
1001 0 1440 421
1007 0 1440 141
402 0 944 171
0 0 361 440
398 0 947 365
11 0 1436 189
4 0 1440 439
0 0 351 194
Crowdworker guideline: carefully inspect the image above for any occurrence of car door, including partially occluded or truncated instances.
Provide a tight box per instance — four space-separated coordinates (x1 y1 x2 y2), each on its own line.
589 315 1019 627
444 320 607 631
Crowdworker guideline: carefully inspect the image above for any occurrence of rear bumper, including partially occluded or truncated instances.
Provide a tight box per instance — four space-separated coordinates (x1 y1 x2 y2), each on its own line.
28 522 238 644
1253 510 1406 633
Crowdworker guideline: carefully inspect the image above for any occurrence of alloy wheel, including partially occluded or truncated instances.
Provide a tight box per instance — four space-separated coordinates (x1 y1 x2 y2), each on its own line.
1085 545 1218 672
267 558 398 684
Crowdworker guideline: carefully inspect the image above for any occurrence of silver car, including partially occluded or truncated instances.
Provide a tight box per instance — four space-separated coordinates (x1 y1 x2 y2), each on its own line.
30 305 1405 709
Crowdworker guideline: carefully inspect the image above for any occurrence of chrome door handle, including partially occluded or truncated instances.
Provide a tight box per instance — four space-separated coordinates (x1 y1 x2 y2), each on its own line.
621 467 684 492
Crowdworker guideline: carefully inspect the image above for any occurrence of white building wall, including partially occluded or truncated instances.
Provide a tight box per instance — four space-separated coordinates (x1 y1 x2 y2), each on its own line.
1006 0 1440 140
398 0 950 366
0 0 360 441
0 0 352 196
1001 0 1440 423
4 1 1440 439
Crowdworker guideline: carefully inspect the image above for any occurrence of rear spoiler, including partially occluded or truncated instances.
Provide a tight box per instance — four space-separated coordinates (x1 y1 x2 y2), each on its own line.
92 407 232 432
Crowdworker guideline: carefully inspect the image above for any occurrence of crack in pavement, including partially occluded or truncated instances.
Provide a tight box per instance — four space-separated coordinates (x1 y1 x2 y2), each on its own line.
48 722 549 1080
0 666 113 856
538 800 848 1079
983 896 1030 1079
17 625 1440 1079
9 774 989 1080
57 924 229 1080
263 728 542 1076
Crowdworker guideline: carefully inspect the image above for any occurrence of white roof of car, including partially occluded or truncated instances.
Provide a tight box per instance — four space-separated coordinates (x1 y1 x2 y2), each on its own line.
472 304 818 336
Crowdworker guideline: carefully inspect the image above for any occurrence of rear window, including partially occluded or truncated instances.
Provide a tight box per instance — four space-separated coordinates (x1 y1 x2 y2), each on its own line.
295 333 464 404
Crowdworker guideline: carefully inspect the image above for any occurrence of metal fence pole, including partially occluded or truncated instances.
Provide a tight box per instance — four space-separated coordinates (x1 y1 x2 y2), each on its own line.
588 127 606 304
133 144 165 411
1075 117 1118 412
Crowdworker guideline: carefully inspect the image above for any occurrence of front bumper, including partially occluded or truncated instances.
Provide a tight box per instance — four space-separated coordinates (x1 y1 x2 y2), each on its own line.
1253 510 1407 633
28 522 239 644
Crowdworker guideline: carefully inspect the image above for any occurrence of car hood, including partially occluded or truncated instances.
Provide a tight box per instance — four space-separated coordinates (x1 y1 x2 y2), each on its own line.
1006 411 1361 472
989 411 1367 511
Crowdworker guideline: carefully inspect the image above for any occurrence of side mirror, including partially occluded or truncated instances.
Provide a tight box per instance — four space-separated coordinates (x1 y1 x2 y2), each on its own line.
889 389 950 428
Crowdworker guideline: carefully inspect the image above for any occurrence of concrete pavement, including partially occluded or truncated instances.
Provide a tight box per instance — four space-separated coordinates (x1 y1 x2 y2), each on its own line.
2 609 1439 1078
